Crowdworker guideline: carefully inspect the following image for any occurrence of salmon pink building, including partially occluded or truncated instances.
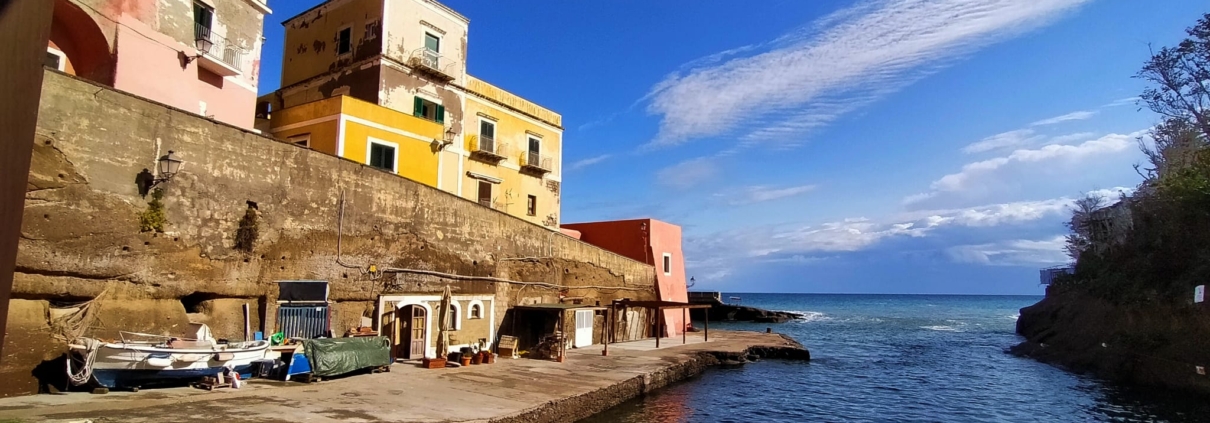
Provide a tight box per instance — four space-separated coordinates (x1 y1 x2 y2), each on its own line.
561 219 690 337
45 0 270 129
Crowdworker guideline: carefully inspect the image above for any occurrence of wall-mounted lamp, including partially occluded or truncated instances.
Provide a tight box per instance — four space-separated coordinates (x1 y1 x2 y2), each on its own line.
137 150 185 197
436 127 456 151
180 37 214 67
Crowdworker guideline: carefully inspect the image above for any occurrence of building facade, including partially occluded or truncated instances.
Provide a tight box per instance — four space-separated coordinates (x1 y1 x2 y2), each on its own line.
561 219 691 338
261 0 563 228
46 0 269 129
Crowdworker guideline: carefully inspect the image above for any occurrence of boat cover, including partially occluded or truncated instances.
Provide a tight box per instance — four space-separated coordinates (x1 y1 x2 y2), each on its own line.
304 336 391 377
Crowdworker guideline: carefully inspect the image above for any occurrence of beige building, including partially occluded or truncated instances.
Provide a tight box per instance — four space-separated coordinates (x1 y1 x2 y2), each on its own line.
261 0 563 228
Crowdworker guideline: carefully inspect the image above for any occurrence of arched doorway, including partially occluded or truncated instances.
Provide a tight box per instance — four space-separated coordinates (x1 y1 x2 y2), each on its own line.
47 0 114 85
400 305 428 360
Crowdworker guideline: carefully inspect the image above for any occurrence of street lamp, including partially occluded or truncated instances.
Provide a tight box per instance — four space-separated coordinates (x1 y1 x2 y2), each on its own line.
158 150 183 181
181 37 214 67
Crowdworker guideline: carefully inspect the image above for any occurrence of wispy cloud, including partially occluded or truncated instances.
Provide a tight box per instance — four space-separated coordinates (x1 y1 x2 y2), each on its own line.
645 0 1090 148
568 154 613 171
1030 110 1097 126
1048 132 1098 145
907 131 1145 206
686 194 1101 280
946 236 1069 266
963 129 1042 154
719 185 818 205
1102 97 1140 108
657 157 718 189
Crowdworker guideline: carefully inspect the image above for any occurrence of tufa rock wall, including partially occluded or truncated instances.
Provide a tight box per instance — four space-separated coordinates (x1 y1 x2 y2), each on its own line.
1 71 655 397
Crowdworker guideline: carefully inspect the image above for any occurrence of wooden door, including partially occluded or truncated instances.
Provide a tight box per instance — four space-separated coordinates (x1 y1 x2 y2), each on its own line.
400 305 427 359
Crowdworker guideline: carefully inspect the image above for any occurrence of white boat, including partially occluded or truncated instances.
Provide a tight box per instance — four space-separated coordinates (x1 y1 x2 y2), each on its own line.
67 323 270 389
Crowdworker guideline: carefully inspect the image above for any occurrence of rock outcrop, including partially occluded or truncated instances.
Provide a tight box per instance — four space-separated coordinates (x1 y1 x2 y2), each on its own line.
1013 290 1210 395
690 300 803 323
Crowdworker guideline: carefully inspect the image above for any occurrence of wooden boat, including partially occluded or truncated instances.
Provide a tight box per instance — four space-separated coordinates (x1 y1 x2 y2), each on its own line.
67 323 269 389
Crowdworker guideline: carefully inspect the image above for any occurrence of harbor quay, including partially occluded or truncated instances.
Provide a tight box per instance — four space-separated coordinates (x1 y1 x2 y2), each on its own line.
0 331 808 423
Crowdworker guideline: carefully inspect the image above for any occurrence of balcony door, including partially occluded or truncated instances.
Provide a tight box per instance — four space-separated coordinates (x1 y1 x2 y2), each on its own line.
527 137 540 165
478 181 492 208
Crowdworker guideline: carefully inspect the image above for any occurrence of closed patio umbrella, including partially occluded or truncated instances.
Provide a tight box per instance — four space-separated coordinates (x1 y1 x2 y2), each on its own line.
436 285 451 358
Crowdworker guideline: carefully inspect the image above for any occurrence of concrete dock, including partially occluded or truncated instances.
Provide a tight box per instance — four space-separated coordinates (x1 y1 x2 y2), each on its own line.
0 330 808 423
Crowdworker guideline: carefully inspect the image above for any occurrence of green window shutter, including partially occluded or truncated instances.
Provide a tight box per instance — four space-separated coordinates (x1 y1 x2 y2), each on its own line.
413 96 423 118
436 104 445 124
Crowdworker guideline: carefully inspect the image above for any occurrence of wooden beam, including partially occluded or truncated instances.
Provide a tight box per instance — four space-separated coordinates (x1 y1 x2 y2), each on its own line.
0 0 54 361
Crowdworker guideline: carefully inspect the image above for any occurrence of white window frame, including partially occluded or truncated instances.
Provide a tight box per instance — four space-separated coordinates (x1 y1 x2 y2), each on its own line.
478 117 496 142
448 301 462 330
467 299 485 320
288 133 311 148
662 253 672 276
336 24 354 57
46 47 67 72
527 135 541 154
366 137 399 173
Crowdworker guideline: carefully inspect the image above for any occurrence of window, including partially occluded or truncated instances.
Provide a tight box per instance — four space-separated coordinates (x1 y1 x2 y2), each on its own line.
368 140 397 172
470 304 482 319
288 134 310 148
413 96 444 123
527 195 537 216
337 27 352 55
193 1 214 40
479 119 496 144
662 253 672 276
447 302 461 330
45 47 66 71
526 136 541 167
424 32 441 53
477 181 492 208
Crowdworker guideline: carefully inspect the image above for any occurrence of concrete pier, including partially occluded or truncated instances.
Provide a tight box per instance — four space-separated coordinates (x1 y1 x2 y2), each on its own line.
0 330 808 422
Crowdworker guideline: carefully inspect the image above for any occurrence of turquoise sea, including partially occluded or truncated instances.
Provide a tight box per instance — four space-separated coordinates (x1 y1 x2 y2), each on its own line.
581 294 1210 423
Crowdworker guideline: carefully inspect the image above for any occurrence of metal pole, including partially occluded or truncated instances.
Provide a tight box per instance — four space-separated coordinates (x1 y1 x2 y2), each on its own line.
603 306 610 356
682 308 687 344
704 308 709 342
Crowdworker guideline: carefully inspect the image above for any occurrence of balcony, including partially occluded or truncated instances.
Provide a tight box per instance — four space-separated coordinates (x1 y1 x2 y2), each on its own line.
407 48 459 82
468 135 507 163
520 151 553 175
194 23 246 77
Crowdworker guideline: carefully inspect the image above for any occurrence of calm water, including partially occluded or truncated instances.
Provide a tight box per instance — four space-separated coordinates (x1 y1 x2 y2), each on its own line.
581 294 1210 423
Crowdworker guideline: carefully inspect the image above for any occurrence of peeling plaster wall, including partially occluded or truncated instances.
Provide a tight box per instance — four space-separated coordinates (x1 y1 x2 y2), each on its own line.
280 0 385 89
382 0 468 84
0 71 655 398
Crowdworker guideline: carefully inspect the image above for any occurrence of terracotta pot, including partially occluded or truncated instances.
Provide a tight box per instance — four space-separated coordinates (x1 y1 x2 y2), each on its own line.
471 354 482 365
483 353 495 364
460 357 472 366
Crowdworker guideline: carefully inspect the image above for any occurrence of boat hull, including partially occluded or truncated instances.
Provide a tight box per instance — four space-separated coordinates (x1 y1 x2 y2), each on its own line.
75 340 269 388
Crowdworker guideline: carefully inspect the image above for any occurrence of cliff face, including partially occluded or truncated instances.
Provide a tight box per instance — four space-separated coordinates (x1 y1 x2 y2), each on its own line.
1014 290 1210 395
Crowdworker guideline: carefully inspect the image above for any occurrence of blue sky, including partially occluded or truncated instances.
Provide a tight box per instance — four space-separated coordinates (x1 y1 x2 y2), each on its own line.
258 0 1205 295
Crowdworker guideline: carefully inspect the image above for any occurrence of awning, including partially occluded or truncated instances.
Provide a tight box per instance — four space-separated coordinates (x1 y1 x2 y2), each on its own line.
467 172 502 184
513 303 608 312
614 300 712 310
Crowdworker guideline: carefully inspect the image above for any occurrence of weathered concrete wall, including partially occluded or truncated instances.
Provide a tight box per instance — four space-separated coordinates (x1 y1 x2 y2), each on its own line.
1 71 655 397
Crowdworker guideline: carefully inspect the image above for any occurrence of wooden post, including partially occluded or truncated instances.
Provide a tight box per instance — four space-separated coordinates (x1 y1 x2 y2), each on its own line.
682 308 687 344
243 303 251 341
704 308 709 342
603 306 610 356
558 311 566 363
0 0 54 362
655 307 661 349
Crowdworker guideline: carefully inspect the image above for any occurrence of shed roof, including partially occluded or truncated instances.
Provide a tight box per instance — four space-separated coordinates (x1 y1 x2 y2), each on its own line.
513 303 608 311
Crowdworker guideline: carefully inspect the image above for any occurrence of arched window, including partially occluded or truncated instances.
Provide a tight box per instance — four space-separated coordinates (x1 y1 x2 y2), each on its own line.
470 304 482 319
447 302 461 330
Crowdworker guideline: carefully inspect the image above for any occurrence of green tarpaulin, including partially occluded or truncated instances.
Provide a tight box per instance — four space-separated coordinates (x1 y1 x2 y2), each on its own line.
304 336 391 377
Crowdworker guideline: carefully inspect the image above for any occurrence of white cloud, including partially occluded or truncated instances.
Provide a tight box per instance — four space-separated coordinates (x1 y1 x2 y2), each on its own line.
1048 132 1098 145
657 157 718 189
721 185 817 205
947 236 1069 266
568 154 613 171
910 131 1145 205
1102 97 1140 108
1030 110 1097 126
963 129 1042 154
645 0 1090 147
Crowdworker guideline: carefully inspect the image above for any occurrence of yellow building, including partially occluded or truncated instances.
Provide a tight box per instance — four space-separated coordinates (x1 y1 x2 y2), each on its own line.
259 0 563 229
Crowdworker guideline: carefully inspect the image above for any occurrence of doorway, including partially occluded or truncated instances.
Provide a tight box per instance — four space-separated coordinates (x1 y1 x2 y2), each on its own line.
399 305 427 359
478 180 492 208
574 310 594 348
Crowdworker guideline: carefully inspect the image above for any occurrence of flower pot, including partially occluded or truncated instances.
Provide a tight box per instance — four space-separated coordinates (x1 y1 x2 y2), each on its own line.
422 358 446 369
471 354 482 365
460 357 472 366
482 352 495 364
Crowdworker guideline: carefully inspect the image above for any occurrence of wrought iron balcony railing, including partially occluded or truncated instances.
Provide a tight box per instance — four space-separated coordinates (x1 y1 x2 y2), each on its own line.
195 23 245 73
408 48 459 82
520 152 552 174
469 135 507 162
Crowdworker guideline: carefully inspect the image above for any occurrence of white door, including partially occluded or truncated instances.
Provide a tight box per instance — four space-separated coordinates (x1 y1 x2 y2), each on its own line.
574 310 594 348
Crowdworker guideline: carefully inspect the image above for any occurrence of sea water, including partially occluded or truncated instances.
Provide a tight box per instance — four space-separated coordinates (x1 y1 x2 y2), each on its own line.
580 294 1210 423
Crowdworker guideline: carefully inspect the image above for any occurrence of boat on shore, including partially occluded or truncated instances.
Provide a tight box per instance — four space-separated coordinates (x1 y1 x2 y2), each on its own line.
67 323 269 389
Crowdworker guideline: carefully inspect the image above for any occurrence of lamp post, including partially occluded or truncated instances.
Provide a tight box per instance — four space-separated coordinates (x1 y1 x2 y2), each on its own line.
157 150 183 184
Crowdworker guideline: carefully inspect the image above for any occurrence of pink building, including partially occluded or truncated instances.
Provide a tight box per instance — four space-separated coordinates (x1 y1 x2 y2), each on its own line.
562 219 690 337
44 0 270 130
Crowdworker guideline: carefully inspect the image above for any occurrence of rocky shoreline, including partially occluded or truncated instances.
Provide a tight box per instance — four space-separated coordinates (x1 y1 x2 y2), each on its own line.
690 300 804 323
1012 291 1210 396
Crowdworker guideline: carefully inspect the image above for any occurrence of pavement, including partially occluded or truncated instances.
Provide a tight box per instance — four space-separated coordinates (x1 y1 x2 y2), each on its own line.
0 330 804 423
